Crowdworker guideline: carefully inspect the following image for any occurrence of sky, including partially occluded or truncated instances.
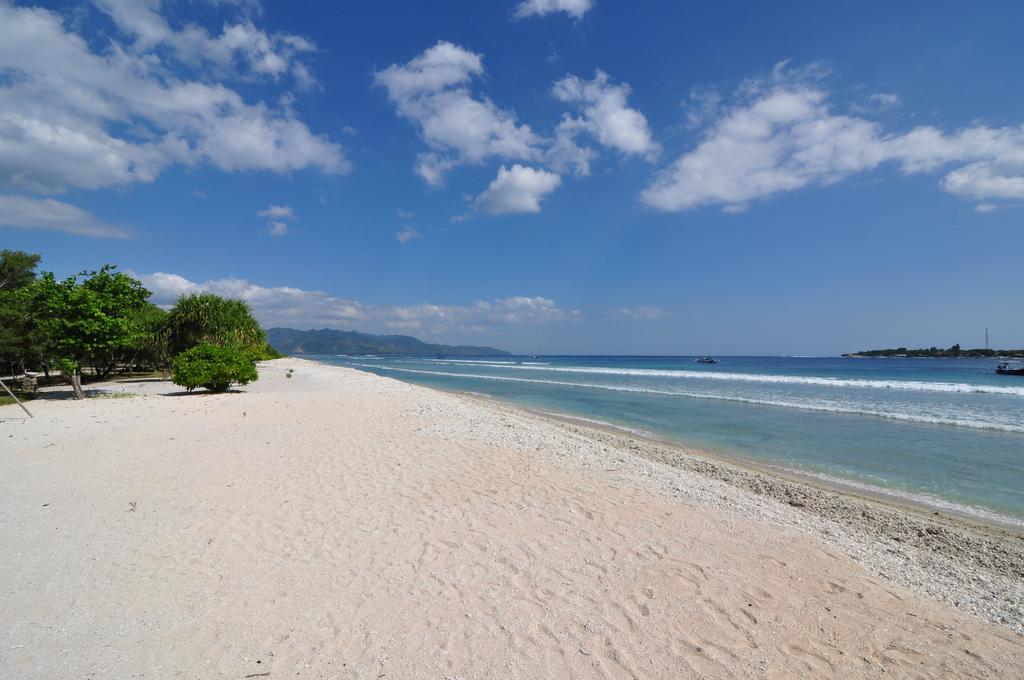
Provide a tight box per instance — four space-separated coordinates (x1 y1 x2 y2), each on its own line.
2 0 1023 355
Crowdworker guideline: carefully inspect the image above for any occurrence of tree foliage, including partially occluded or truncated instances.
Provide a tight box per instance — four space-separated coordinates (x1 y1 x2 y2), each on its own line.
171 343 258 392
0 250 41 292
0 251 44 376
1 253 272 399
33 266 151 373
164 293 269 358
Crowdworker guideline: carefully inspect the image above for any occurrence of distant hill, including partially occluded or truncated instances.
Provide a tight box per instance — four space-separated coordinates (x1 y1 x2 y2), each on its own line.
266 327 510 357
843 344 1024 358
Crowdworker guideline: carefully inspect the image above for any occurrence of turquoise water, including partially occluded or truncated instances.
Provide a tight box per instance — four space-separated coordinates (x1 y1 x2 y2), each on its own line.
314 355 1024 526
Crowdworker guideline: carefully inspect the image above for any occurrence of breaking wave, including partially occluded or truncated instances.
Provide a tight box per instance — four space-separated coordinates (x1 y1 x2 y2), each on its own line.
352 364 1024 433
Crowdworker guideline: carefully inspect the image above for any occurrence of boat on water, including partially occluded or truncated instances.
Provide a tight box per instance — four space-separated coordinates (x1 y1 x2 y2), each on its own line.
996 360 1024 376
695 356 718 364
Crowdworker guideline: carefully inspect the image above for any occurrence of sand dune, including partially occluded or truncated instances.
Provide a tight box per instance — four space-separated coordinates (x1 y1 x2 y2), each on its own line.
2 359 1021 678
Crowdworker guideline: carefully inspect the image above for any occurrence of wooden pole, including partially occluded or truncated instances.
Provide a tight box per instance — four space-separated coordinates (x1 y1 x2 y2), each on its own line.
0 377 33 417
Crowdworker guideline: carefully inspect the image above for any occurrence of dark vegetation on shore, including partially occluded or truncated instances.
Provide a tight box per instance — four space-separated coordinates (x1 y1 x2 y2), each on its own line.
0 250 280 399
844 344 1024 358
267 327 509 357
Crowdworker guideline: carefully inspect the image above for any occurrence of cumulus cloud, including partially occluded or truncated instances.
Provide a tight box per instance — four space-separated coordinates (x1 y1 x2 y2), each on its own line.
550 70 659 174
514 0 593 20
611 306 668 320
376 42 656 212
135 272 580 336
0 194 131 239
375 41 542 185
0 3 345 198
474 165 562 214
642 63 1024 212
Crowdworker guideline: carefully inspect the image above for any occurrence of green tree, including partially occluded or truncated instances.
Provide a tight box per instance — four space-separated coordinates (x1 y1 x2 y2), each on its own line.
33 266 151 399
164 293 268 358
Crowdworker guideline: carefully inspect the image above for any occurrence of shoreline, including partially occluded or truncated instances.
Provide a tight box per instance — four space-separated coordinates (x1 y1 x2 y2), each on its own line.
355 366 1024 533
331 362 1024 634
526 404 1024 532
531 407 1024 533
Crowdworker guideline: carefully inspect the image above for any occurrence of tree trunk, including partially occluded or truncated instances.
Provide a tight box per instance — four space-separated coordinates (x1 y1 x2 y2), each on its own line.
67 371 85 400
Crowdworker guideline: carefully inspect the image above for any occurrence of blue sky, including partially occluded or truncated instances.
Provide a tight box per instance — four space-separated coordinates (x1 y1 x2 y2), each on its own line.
2 0 1023 354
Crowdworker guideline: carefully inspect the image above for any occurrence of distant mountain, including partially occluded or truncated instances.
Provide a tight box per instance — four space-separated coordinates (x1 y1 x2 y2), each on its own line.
266 327 510 357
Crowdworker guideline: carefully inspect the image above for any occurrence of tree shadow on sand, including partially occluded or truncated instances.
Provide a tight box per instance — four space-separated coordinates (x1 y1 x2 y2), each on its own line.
160 389 247 397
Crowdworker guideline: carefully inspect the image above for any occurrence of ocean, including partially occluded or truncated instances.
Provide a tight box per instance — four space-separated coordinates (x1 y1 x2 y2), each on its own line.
313 354 1024 527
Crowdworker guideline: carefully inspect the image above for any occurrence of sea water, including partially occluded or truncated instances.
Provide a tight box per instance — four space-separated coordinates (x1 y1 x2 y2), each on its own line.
314 355 1024 526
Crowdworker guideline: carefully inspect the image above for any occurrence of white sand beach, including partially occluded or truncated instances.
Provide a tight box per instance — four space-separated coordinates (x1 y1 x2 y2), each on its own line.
2 358 1022 678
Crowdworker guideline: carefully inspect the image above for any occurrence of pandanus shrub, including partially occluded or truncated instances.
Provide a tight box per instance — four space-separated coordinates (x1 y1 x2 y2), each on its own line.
163 293 268 358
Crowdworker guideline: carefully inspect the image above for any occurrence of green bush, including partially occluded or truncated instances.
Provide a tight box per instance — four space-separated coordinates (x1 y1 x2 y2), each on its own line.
171 343 258 393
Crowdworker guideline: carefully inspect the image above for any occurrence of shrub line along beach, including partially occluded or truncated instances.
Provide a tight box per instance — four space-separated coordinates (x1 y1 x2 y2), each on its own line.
2 358 1022 678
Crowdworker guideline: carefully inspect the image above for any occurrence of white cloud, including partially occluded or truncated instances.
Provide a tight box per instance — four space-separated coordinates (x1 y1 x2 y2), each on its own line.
642 64 1024 212
396 226 422 243
869 92 899 110
684 87 724 129
550 70 659 175
258 204 295 219
0 194 131 239
375 41 542 185
941 161 1024 201
135 272 580 336
376 42 653 210
266 221 289 237
514 0 593 20
93 0 318 85
475 164 562 214
849 92 901 115
0 3 345 196
611 306 668 320
257 204 296 236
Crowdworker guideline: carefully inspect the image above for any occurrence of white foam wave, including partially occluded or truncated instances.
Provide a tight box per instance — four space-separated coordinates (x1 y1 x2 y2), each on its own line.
537 411 658 439
437 363 1024 397
350 364 1024 433
428 359 551 366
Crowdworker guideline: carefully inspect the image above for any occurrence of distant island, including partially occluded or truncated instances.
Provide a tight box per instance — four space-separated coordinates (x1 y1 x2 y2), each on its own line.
266 327 510 357
844 344 1024 358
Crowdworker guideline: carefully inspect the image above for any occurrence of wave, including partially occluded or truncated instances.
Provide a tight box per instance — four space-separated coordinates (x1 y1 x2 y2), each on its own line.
426 362 1024 397
350 363 1024 433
